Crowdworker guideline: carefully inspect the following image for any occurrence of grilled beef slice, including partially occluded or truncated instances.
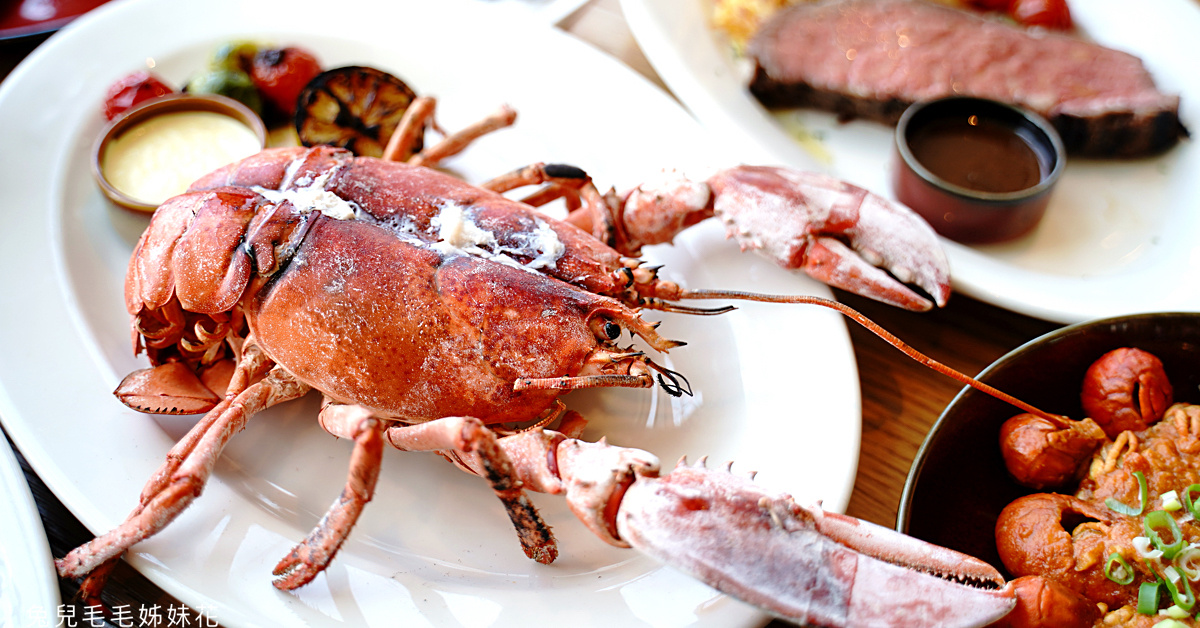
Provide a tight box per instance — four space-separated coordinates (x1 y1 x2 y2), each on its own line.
748 0 1187 158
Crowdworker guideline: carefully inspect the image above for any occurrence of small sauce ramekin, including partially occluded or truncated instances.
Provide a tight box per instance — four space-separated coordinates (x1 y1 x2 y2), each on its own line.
892 96 1064 245
93 93 267 213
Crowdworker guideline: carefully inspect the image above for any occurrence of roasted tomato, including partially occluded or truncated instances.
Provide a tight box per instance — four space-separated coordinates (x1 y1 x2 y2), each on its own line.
250 46 322 116
103 71 173 120
1009 0 1072 30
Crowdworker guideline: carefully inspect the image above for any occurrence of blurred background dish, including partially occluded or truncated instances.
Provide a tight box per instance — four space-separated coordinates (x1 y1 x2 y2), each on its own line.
0 436 60 625
0 0 110 40
621 0 1200 323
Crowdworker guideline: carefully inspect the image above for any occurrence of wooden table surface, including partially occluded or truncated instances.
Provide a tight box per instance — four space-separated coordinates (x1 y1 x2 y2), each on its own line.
0 1 1063 625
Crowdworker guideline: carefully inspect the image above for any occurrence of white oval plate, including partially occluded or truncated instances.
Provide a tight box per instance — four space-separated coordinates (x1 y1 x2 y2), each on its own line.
0 0 860 626
0 437 60 625
622 0 1200 324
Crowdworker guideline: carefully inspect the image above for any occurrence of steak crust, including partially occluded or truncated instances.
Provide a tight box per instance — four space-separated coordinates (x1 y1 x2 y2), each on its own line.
747 0 1187 158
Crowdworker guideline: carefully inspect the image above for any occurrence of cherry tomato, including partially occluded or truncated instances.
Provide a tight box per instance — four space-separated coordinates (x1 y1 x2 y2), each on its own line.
103 71 174 120
250 47 322 116
1009 0 1072 30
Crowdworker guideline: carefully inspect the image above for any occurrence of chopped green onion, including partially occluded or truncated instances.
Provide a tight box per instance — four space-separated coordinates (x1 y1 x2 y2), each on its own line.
1153 620 1190 628
1146 511 1186 560
1165 604 1190 619
1106 552 1136 585
1140 580 1163 614
1163 490 1183 512
1108 471 1149 516
1135 536 1165 559
1177 546 1200 580
1164 566 1196 612
1183 484 1200 519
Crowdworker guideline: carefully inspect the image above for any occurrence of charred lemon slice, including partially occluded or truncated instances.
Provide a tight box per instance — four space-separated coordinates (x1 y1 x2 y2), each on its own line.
294 66 418 157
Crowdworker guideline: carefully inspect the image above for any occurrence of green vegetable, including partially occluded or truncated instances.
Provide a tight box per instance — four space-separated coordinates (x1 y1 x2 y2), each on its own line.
1183 484 1200 519
1146 510 1186 560
1164 604 1190 619
1105 552 1135 585
1177 546 1200 579
1164 567 1196 612
209 40 259 73
1139 580 1163 614
185 68 263 116
1107 471 1149 516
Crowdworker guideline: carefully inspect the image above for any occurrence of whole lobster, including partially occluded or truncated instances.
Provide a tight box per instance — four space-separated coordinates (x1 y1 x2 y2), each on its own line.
57 107 1018 627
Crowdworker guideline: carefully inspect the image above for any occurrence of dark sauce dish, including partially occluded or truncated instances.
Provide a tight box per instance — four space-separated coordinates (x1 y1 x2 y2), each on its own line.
892 96 1065 244
897 312 1200 576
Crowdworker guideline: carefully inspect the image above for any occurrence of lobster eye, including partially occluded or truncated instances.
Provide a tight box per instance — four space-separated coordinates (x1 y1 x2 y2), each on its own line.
603 321 621 340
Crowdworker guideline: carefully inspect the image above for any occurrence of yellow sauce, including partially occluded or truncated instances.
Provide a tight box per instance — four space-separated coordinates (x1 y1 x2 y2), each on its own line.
101 111 262 205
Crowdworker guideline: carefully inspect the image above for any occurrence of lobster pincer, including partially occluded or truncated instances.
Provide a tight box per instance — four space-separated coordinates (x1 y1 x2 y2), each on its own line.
611 461 1016 628
538 165 951 312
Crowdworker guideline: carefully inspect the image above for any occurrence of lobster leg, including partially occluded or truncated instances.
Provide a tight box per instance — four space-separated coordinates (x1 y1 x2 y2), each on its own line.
480 161 622 247
56 366 309 580
412 103 517 168
382 416 558 564
382 96 438 163
381 97 518 168
68 345 274 599
273 401 385 590
135 344 273 504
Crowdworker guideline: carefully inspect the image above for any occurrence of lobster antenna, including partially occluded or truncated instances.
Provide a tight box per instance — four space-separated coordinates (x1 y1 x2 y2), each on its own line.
677 289 1061 423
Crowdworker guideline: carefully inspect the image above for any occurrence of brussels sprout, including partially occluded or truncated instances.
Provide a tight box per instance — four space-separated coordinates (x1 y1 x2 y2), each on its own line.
209 40 260 73
185 68 263 116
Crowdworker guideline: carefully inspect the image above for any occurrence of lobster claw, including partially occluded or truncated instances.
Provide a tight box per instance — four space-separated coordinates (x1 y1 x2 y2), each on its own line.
706 166 951 312
615 462 1015 628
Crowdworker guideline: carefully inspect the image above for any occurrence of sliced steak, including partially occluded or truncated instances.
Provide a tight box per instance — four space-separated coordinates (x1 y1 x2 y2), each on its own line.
747 0 1187 158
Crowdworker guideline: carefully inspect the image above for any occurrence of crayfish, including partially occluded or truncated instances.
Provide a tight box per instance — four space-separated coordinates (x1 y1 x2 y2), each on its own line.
58 103 1024 627
994 347 1200 627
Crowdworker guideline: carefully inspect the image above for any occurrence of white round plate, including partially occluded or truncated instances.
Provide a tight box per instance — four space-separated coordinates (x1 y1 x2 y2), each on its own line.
0 0 860 626
0 437 60 625
622 0 1200 324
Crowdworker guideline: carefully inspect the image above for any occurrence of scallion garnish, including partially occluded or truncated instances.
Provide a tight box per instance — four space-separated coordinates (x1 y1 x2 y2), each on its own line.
1146 510 1186 560
1163 604 1190 619
1182 484 1200 519
1105 552 1135 585
1138 579 1163 614
1134 535 1164 560
1177 546 1200 580
1107 471 1149 516
1163 566 1196 612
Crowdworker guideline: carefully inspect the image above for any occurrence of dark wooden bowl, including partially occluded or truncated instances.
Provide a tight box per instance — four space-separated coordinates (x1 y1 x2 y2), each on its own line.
897 312 1200 575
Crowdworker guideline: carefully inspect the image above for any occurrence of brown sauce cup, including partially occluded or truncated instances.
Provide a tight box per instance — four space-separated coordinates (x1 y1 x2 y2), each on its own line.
892 96 1065 245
